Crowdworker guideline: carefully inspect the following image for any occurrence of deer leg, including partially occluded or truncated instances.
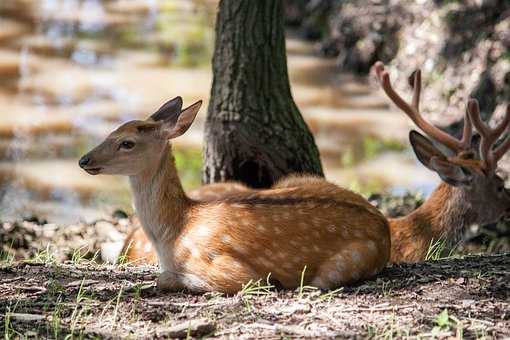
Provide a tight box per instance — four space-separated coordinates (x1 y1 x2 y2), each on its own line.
204 255 260 294
156 271 186 292
310 239 386 289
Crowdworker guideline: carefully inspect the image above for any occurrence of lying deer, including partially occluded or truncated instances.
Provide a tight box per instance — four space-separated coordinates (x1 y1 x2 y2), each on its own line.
373 62 510 262
120 182 249 265
120 65 510 266
79 97 390 293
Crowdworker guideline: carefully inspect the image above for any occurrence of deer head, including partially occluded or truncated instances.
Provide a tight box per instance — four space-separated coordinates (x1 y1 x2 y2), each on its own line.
78 97 202 176
373 62 510 225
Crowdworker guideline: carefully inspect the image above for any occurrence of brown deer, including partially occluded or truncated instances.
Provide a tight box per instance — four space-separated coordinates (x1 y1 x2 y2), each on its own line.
373 62 510 263
117 64 510 267
120 182 250 265
118 178 335 266
79 97 390 293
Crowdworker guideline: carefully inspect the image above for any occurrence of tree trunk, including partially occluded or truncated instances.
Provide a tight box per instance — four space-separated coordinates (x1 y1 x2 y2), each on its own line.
203 0 323 189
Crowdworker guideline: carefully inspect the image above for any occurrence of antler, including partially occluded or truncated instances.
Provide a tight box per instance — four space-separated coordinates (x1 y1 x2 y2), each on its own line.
372 61 472 153
467 100 510 170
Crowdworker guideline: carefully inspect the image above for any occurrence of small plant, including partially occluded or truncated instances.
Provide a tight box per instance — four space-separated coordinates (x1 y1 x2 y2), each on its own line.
76 279 92 304
381 280 393 297
298 266 307 298
116 248 131 267
28 244 57 265
239 277 274 298
0 249 15 266
425 238 448 261
111 288 124 330
4 307 13 340
238 276 274 313
71 245 99 265
319 287 344 301
431 309 463 337
3 303 22 340
435 309 451 329
366 313 411 339
1 239 16 265
297 266 316 298
51 300 64 339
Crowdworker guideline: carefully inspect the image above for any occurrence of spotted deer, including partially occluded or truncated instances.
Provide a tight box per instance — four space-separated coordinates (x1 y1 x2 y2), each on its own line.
79 97 390 293
120 182 250 265
119 179 339 266
373 62 510 263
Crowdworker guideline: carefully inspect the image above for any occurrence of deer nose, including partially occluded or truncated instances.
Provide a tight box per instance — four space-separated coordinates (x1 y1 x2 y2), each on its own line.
79 155 91 168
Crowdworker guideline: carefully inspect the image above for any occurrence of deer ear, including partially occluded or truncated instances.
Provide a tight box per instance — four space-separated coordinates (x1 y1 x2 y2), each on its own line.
409 130 447 171
162 100 202 139
409 130 473 186
149 96 183 123
429 157 473 187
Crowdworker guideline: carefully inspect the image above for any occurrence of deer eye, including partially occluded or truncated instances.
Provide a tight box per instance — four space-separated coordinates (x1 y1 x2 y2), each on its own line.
119 140 135 150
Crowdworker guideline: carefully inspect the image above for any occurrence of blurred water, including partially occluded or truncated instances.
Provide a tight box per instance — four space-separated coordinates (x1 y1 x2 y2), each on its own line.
0 0 438 224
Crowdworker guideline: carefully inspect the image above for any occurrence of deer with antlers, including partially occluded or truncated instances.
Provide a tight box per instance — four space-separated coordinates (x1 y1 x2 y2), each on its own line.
119 63 510 267
79 97 390 293
373 62 510 262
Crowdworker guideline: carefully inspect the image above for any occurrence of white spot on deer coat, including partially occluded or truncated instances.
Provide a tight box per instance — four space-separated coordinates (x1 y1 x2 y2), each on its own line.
181 273 210 291
220 234 232 244
351 251 362 265
194 225 211 239
335 255 346 272
367 240 377 252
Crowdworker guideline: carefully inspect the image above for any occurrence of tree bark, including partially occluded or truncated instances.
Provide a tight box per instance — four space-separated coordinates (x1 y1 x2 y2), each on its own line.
203 0 323 189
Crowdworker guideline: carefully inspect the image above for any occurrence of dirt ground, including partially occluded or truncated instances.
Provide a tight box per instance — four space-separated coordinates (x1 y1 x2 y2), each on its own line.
0 253 508 339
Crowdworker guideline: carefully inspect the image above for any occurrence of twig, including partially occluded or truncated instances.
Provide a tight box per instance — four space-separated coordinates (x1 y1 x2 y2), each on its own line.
246 322 346 338
0 277 23 284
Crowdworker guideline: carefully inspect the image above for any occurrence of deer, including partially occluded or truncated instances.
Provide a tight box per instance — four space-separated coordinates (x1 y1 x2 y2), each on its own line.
117 64 510 268
119 178 338 266
373 62 510 263
120 182 250 265
79 96 391 293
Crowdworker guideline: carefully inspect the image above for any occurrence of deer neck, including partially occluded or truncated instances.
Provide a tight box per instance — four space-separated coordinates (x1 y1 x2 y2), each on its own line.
388 182 478 263
129 143 191 251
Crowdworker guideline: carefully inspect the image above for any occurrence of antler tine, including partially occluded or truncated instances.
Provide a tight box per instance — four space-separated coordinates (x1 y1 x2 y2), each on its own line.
408 70 421 111
373 61 465 152
459 107 473 150
468 100 510 169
